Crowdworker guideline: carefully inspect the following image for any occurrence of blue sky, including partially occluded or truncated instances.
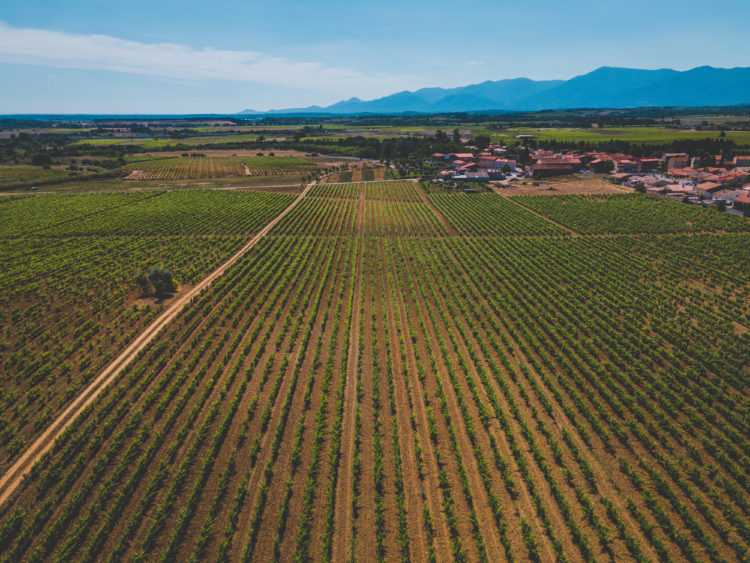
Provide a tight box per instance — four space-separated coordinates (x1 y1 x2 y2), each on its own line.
1 0 749 113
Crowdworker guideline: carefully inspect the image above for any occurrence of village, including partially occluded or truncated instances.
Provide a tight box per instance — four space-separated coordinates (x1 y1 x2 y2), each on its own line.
430 142 750 216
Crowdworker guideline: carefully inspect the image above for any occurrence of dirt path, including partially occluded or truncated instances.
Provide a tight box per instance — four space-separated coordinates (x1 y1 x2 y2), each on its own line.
414 180 458 236
124 169 147 180
331 186 365 561
498 192 581 236
216 184 300 190
0 182 316 510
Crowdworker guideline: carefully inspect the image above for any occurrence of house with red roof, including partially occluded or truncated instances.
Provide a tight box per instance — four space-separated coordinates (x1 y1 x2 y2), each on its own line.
636 158 660 173
451 153 475 161
494 159 516 171
610 172 632 182
733 193 750 215
712 189 745 203
694 182 723 197
532 161 577 178
616 159 638 173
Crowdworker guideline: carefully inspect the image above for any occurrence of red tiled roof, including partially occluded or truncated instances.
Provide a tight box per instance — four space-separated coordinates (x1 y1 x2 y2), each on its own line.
533 162 576 170
695 182 722 192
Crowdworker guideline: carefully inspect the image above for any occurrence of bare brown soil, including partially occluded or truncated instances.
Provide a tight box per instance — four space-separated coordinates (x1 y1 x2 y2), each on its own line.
496 175 632 195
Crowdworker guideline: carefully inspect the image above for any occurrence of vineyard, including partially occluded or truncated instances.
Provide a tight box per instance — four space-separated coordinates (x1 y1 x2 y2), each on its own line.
0 190 296 474
0 166 82 189
0 181 748 562
124 155 316 179
513 193 750 234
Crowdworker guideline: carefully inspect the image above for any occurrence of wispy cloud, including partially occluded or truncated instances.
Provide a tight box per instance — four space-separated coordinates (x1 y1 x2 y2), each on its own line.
0 22 413 98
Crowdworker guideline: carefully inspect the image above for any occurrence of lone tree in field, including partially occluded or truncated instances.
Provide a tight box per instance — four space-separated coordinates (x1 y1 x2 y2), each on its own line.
136 268 177 297
135 272 151 295
148 268 177 297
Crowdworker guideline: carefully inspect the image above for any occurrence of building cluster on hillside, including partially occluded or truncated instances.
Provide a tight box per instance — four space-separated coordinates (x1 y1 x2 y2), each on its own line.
429 146 750 215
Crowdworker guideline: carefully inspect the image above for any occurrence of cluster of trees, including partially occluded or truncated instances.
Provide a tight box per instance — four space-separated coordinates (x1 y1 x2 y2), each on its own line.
529 137 746 160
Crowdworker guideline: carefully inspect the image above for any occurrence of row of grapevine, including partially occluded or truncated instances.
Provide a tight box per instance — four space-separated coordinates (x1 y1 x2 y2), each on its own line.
513 193 750 234
37 190 296 237
429 192 570 236
124 157 245 179
0 191 158 237
0 190 298 471
0 180 746 561
124 156 317 180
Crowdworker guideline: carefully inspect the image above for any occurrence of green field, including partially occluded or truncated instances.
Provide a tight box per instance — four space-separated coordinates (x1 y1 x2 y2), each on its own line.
0 184 747 562
471 126 750 145
73 133 262 149
0 166 86 189
124 155 315 179
0 188 296 471
514 193 750 234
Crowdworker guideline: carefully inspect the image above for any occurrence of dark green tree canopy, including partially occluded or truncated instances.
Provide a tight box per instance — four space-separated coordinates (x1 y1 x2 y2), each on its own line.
148 268 177 297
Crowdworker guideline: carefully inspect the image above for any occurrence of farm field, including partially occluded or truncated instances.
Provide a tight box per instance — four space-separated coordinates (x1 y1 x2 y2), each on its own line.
0 181 748 562
495 174 631 196
0 166 91 190
471 126 750 145
0 190 296 473
124 155 316 180
514 193 750 234
72 134 262 149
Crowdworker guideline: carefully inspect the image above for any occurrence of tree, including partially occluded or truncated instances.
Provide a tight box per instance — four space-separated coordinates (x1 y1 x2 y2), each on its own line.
148 268 177 297
590 159 615 174
135 272 151 295
501 163 512 174
453 128 461 144
31 153 52 166
474 135 491 151
517 147 532 166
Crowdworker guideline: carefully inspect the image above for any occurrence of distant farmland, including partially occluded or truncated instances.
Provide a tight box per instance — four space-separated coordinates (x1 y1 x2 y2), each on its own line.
0 181 747 562
471 125 750 146
124 155 316 179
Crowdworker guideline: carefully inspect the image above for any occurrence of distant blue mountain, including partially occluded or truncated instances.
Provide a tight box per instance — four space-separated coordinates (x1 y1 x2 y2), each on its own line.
241 66 750 115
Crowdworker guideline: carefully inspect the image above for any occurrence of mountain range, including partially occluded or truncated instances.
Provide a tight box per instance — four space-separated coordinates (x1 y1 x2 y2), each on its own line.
241 66 750 115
